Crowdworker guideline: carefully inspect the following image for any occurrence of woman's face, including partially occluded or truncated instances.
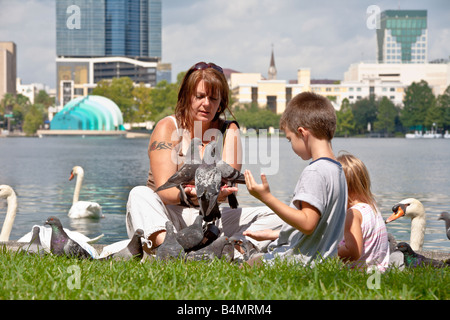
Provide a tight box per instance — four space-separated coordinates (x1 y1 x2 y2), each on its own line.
190 80 221 124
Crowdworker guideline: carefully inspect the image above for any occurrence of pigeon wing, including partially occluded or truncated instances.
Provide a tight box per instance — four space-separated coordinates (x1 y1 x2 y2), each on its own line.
65 238 92 259
156 163 200 191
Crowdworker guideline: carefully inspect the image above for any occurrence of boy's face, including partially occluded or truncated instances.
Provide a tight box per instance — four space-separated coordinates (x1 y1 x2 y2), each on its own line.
284 127 310 160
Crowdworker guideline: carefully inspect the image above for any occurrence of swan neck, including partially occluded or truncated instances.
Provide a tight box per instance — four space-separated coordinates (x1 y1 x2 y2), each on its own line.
410 216 426 251
0 192 18 241
73 172 84 204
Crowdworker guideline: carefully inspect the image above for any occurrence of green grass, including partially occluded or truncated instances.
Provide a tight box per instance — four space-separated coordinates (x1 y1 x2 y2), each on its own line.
0 247 448 300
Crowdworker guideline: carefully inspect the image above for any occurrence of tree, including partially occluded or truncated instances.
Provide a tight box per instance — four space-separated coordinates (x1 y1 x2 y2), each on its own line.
92 77 135 123
401 80 435 130
148 80 178 122
35 90 54 108
434 85 450 131
23 103 45 136
336 98 355 137
351 97 377 134
132 84 153 123
374 97 398 134
233 103 280 130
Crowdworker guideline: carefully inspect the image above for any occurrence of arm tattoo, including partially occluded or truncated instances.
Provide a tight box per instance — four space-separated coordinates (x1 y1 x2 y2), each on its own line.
150 140 173 151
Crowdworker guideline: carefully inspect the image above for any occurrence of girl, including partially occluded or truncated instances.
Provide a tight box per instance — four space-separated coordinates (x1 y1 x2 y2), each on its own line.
337 153 390 272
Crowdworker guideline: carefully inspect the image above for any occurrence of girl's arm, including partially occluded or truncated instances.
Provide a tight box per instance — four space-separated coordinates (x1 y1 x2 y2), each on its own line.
338 208 363 261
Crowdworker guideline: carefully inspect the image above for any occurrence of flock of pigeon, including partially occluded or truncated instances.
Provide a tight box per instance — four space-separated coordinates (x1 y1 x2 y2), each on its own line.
18 215 243 263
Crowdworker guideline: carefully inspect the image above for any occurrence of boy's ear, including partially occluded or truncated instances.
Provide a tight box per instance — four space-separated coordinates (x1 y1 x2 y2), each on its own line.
297 127 307 137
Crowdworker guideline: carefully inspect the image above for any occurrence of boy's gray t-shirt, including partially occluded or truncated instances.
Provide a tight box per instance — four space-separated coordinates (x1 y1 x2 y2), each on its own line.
264 157 348 265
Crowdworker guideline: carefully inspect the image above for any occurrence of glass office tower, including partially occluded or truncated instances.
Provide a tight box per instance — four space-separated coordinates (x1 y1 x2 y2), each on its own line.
56 0 106 57
149 0 162 58
105 0 150 57
377 10 427 64
56 0 164 105
56 0 161 59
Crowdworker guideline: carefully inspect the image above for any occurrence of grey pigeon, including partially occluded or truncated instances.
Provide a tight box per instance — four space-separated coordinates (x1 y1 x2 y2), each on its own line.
176 215 204 251
156 220 185 260
396 242 448 268
438 212 450 240
99 229 145 261
387 232 398 253
45 216 92 259
216 160 245 209
156 138 203 192
185 236 233 261
195 141 222 222
195 141 246 221
19 226 47 256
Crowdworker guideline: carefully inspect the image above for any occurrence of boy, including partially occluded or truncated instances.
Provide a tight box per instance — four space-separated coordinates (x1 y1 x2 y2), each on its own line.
243 92 348 266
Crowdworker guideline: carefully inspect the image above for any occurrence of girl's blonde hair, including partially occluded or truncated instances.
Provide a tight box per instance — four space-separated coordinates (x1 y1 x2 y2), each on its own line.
337 152 378 213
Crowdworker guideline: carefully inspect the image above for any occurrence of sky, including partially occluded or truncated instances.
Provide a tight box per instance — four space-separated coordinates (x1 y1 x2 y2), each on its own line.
1 0 449 90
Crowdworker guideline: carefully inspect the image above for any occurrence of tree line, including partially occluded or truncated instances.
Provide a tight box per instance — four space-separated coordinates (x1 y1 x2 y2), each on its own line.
1 76 449 137
336 80 450 137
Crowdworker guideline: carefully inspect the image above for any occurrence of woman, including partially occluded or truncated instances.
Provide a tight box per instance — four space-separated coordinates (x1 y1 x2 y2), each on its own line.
126 61 283 254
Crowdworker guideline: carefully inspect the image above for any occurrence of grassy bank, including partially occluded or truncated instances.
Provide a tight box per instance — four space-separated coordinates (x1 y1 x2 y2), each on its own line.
0 248 448 300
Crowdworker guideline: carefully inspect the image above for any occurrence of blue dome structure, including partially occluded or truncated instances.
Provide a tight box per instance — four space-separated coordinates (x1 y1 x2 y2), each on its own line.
51 95 125 131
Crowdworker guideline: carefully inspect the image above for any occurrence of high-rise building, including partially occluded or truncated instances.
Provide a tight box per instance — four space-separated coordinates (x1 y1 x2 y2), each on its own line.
55 0 165 106
0 41 17 100
56 0 160 59
377 10 427 64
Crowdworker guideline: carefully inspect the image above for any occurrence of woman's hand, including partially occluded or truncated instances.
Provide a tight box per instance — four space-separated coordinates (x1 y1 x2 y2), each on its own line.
185 185 238 204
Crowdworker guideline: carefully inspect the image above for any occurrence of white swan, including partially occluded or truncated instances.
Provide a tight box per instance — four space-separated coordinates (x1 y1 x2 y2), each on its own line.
68 166 104 219
0 185 18 241
385 198 426 251
0 184 104 247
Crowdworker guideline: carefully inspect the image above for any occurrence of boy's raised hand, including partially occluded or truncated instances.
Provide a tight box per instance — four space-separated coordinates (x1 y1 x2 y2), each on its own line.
244 170 271 203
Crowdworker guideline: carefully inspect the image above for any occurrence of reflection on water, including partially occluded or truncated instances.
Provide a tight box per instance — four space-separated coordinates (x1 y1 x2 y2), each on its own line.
0 136 449 252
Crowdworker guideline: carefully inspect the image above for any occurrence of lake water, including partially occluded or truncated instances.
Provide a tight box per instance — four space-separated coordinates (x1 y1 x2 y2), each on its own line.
0 135 449 252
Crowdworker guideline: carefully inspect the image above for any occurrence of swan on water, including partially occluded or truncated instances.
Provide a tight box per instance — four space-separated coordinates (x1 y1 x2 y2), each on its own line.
0 184 104 244
0 185 18 241
68 166 103 219
385 198 426 251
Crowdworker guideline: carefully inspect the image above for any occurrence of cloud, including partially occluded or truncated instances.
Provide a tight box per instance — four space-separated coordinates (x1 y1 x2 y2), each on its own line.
0 0 448 88
0 0 56 87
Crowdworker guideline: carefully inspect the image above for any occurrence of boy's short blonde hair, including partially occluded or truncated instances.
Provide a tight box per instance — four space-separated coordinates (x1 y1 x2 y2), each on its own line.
280 92 336 140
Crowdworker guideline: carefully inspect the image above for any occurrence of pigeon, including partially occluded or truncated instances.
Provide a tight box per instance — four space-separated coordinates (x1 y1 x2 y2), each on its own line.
395 242 448 268
438 212 450 240
387 232 398 253
175 215 204 251
45 216 92 259
195 140 246 220
19 226 47 256
156 138 203 193
185 236 233 262
216 160 245 209
155 220 185 260
195 141 223 222
99 229 145 261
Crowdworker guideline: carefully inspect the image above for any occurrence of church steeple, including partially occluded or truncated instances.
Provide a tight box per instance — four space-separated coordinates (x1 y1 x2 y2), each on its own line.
268 44 277 80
